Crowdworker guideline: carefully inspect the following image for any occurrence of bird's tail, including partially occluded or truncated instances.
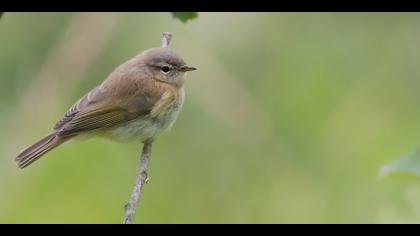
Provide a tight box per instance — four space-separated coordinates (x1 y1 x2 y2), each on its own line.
15 132 66 169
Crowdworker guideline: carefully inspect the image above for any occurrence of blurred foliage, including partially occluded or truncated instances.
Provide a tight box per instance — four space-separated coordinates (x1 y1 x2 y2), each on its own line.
0 12 3 20
172 12 198 23
0 13 420 224
381 149 420 179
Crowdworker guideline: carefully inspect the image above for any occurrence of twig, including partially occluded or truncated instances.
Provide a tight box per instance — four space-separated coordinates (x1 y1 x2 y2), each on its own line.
122 32 173 224
123 140 153 224
161 32 172 48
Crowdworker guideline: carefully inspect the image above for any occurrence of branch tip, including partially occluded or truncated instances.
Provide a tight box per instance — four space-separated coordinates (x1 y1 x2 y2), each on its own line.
161 32 173 48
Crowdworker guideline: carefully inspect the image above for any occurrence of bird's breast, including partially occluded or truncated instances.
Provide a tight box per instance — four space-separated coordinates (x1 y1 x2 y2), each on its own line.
108 88 185 142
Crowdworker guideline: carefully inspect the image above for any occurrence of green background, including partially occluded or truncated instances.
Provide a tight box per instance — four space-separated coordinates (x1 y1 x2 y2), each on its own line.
0 13 420 223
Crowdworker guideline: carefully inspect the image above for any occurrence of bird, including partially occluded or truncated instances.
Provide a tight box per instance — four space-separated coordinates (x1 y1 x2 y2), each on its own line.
15 47 196 168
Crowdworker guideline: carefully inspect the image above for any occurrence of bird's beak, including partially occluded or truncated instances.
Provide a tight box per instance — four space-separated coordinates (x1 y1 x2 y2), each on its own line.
178 65 197 72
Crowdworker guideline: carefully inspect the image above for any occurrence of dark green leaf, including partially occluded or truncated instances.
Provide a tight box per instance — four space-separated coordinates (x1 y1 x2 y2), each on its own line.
0 13 3 20
380 149 420 179
171 12 198 23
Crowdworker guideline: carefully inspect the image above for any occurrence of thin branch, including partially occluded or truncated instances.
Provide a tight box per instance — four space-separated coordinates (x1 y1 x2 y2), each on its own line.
161 32 172 48
123 140 153 224
123 32 173 224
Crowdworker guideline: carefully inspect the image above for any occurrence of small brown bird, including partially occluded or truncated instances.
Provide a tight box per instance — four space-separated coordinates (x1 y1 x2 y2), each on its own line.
16 46 196 168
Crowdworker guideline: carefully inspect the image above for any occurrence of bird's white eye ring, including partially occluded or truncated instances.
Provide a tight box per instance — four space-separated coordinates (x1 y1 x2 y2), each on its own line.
161 66 171 73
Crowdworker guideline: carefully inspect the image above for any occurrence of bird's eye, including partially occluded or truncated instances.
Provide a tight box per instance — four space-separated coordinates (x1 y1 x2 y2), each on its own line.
161 66 171 73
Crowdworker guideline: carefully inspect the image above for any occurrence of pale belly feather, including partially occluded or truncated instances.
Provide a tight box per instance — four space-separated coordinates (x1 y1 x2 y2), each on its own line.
107 89 184 142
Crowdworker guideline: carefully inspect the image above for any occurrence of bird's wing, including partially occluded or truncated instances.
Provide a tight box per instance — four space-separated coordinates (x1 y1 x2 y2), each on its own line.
53 81 164 137
56 105 142 137
54 85 106 130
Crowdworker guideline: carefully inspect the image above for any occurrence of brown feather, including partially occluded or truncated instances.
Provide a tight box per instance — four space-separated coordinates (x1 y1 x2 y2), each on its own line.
57 106 139 137
16 133 68 168
54 85 105 130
